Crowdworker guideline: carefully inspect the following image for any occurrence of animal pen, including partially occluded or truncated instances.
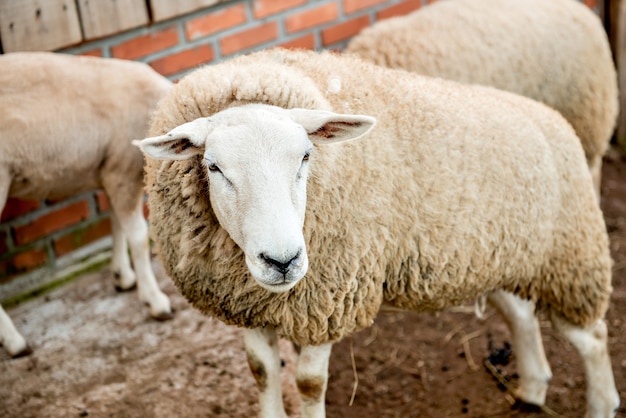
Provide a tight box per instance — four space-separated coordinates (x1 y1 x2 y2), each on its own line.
0 1 625 417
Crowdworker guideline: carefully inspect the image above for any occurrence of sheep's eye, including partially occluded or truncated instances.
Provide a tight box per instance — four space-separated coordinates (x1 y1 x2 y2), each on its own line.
302 151 310 162
208 163 221 173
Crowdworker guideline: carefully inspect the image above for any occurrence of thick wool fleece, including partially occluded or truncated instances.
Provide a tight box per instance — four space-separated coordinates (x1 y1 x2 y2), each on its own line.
346 0 618 164
145 49 612 346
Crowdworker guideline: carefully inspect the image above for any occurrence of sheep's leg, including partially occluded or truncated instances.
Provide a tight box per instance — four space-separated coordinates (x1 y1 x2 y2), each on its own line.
0 305 31 357
550 314 619 418
589 154 602 202
119 206 172 320
110 212 136 291
102 164 171 319
488 290 552 405
297 342 332 418
0 174 31 357
243 327 288 418
106 193 172 320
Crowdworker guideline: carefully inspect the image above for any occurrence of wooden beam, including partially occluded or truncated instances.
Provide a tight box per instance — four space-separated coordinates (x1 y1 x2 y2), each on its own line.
0 0 82 52
149 0 221 22
77 0 149 40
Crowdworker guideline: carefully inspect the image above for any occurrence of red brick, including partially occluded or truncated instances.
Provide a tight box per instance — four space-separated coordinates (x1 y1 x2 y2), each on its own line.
1 198 40 223
13 200 91 245
321 16 370 46
185 4 247 41
53 218 112 256
150 45 214 76
377 0 421 20
253 0 306 19
344 0 388 14
95 191 110 213
279 33 316 50
285 3 338 34
0 247 47 279
220 22 278 56
111 26 179 60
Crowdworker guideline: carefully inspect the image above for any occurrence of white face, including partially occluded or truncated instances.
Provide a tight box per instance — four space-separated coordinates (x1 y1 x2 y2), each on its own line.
135 104 375 292
203 109 312 291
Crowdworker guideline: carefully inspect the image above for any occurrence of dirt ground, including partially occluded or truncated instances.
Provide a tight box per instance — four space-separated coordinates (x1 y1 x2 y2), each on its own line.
1 149 625 418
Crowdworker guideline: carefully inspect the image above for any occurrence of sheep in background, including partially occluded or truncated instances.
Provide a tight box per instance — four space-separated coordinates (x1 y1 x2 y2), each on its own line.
135 48 618 418
346 0 618 197
0 52 174 357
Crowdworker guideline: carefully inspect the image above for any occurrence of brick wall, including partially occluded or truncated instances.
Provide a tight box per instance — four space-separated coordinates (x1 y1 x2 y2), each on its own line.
0 0 601 303
63 0 440 78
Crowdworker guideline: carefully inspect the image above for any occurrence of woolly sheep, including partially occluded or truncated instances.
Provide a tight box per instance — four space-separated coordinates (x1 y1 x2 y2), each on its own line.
346 0 618 197
135 49 618 418
0 52 174 357
346 0 619 400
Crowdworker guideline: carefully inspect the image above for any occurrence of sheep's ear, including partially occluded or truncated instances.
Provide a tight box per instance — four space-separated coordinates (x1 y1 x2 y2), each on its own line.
132 118 212 160
287 108 376 144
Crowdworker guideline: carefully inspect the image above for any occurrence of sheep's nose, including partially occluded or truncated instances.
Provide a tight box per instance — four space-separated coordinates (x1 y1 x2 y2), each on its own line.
259 252 301 275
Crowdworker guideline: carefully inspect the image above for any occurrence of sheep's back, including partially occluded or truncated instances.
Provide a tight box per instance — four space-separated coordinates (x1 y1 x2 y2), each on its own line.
0 52 171 199
345 0 618 162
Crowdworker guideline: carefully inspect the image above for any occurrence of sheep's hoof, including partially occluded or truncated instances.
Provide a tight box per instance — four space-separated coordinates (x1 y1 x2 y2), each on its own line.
10 345 33 358
114 283 137 293
151 309 175 322
511 399 543 413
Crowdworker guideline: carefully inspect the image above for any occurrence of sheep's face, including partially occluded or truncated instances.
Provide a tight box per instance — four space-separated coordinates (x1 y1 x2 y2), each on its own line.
135 104 375 292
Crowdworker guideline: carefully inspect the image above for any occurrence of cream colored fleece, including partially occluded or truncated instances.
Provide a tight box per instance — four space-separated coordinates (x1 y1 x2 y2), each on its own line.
145 49 612 346
346 0 618 165
0 52 172 214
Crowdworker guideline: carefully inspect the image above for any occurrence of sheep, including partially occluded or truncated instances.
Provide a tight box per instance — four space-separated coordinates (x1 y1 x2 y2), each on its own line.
346 0 619 400
0 52 174 357
134 48 619 418
345 0 619 198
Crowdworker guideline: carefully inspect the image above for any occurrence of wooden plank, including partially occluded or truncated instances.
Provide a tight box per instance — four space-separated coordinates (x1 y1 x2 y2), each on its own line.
0 0 82 52
150 0 221 22
77 0 149 40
